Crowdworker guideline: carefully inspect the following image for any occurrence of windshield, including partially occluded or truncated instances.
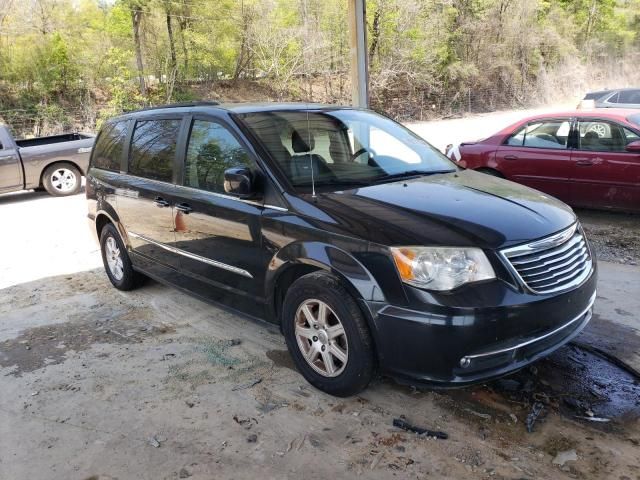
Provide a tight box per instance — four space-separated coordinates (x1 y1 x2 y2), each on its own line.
237 109 456 190
628 113 640 129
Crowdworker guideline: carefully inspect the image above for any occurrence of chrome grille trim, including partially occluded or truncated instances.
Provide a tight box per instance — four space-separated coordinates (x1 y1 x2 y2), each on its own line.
500 223 593 294
516 245 587 272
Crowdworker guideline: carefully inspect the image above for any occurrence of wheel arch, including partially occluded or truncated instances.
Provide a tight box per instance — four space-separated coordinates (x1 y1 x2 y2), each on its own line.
94 209 129 247
39 160 85 187
265 241 386 329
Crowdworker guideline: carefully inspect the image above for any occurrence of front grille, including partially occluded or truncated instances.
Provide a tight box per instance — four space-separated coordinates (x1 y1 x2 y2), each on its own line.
502 224 592 294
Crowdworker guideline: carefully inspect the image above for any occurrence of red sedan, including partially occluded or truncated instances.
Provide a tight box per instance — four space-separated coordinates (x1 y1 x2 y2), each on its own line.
446 109 640 212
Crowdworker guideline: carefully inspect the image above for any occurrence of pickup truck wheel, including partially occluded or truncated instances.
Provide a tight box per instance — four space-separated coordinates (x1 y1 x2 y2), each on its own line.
100 223 141 291
282 271 375 397
43 163 81 196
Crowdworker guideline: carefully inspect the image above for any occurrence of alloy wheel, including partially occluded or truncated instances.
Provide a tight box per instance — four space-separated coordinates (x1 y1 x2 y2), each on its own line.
105 236 124 281
294 299 349 377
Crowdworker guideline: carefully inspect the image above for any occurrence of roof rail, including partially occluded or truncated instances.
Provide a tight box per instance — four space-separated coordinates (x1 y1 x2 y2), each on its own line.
126 101 220 113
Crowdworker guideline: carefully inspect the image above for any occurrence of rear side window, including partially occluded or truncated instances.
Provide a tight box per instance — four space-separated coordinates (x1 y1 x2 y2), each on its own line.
92 121 128 171
507 120 569 149
618 90 640 103
129 119 182 182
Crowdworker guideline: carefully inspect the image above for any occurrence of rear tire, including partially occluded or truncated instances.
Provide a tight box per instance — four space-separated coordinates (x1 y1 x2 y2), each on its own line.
99 223 143 291
282 271 375 397
476 168 504 178
42 163 82 196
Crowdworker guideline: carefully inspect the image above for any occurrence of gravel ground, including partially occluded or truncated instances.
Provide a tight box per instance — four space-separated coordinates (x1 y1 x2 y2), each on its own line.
576 209 640 265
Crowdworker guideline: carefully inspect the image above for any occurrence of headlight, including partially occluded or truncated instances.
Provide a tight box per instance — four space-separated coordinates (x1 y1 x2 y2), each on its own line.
390 246 495 291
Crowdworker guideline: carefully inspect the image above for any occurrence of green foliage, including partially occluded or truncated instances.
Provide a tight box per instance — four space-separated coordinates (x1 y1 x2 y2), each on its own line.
0 0 638 135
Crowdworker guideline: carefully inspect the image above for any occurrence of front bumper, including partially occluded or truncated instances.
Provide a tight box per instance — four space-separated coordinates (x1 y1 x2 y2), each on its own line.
367 266 597 386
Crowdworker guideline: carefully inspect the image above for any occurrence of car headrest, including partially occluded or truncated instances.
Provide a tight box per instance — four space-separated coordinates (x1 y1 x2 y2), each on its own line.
584 131 599 140
292 129 315 153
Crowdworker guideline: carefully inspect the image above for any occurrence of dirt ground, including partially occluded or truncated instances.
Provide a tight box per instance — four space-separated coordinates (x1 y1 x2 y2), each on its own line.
1 111 639 480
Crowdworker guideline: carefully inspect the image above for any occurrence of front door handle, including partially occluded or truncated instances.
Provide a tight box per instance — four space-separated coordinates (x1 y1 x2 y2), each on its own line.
154 197 170 208
175 203 193 214
504 155 518 160
575 159 594 166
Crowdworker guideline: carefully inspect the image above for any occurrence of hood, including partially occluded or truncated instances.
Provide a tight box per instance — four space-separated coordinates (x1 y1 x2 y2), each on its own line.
303 170 576 250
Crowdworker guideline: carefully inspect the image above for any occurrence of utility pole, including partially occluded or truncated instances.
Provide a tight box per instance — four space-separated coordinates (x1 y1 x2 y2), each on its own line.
347 0 369 108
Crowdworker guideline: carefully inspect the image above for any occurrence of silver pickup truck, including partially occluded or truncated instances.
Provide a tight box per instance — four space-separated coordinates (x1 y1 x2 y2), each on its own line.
0 125 94 196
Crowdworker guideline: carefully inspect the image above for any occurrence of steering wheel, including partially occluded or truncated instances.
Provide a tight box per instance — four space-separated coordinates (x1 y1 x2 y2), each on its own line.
350 147 369 162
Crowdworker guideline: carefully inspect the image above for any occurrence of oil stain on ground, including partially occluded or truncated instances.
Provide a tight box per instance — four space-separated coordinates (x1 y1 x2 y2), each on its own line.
445 342 640 433
266 349 297 372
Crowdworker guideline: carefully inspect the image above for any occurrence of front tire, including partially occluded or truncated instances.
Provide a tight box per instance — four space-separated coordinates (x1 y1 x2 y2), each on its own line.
42 163 82 196
282 271 375 397
99 223 142 291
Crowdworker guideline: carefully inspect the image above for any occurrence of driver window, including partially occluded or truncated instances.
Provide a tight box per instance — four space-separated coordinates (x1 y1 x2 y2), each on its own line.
184 120 253 193
578 120 629 152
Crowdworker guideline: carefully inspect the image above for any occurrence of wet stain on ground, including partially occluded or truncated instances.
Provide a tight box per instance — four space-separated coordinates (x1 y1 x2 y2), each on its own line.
445 342 640 433
0 307 174 376
0 321 135 376
266 349 297 372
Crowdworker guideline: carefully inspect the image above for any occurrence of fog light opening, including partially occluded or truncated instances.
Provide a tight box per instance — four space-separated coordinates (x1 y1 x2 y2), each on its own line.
460 357 471 368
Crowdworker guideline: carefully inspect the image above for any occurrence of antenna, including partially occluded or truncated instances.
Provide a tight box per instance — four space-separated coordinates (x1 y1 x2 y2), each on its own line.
302 0 316 199
309 111 316 199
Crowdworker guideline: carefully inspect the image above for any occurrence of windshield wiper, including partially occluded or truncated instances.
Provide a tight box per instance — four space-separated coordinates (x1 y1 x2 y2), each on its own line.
295 178 371 188
373 169 454 184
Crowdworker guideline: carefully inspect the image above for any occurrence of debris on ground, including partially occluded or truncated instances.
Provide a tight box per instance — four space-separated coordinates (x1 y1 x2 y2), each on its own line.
233 415 258 430
179 467 192 478
247 433 258 443
370 451 384 470
525 402 545 433
574 416 611 423
148 436 161 448
226 338 242 347
464 408 492 420
392 418 448 439
231 378 262 391
552 449 578 466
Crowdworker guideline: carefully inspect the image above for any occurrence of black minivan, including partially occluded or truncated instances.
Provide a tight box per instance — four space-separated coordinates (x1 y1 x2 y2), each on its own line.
87 101 597 396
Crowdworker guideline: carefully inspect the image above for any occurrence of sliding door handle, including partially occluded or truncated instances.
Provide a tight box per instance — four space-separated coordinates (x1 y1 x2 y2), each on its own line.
153 197 170 208
175 203 193 214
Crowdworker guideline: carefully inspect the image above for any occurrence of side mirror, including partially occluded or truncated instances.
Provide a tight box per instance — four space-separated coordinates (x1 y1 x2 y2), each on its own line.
625 140 640 153
223 167 255 198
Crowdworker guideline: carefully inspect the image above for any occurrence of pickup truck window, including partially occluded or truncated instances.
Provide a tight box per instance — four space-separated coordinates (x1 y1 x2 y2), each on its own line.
129 119 181 182
93 121 128 171
184 120 253 193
